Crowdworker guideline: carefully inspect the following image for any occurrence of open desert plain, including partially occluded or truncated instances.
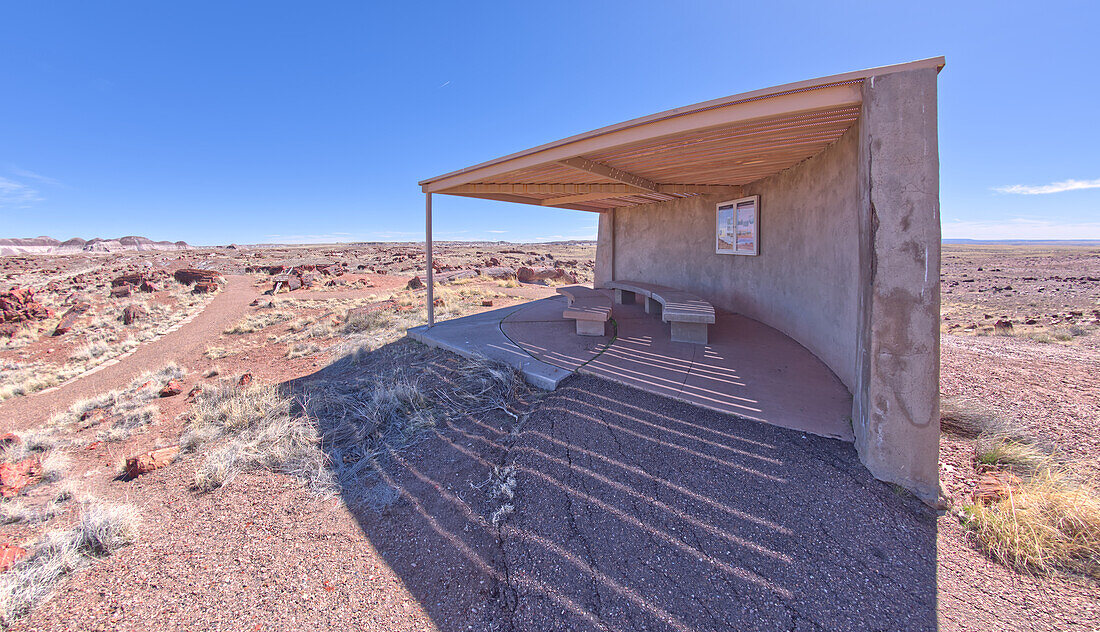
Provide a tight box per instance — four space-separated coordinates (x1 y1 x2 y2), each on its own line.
0 241 1096 631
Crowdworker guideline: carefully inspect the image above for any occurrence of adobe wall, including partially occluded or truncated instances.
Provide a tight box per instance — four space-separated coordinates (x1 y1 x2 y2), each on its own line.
603 123 863 392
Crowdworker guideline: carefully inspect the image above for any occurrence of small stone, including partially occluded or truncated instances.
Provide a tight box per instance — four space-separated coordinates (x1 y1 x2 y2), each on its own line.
122 304 148 325
0 542 27 572
0 458 43 498
159 379 183 397
123 446 180 478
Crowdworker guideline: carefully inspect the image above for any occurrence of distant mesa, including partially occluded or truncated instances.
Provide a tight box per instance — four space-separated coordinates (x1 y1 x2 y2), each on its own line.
0 235 192 256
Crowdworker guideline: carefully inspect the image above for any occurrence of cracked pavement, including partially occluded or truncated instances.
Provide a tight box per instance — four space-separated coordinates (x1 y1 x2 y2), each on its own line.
361 371 936 632
499 375 936 632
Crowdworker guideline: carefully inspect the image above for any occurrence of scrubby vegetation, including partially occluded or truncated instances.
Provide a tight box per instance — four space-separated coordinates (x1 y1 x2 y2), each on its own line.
180 348 536 505
945 395 1100 578
0 502 139 625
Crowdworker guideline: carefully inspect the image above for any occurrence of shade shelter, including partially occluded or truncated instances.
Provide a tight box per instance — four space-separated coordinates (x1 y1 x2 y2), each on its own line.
416 58 944 502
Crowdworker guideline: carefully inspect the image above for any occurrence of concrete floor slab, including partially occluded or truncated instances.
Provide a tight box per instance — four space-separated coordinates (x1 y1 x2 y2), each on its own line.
407 306 571 390
414 293 853 440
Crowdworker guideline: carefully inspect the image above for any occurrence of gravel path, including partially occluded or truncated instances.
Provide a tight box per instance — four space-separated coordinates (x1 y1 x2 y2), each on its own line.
0 275 259 428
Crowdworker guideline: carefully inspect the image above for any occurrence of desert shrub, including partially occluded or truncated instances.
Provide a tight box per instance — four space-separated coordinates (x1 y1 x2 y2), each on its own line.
964 468 1100 578
286 342 320 359
182 351 535 500
0 502 138 625
97 404 160 443
69 340 110 363
341 308 396 334
49 364 181 432
182 379 327 492
224 311 293 335
0 430 58 465
204 346 230 359
0 501 35 525
0 363 62 402
311 353 532 497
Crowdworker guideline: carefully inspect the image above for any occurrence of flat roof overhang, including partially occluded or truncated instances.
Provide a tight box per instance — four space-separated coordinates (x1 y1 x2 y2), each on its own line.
420 57 945 212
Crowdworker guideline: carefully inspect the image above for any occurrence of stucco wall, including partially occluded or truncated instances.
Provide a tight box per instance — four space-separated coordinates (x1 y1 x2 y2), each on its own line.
610 124 862 391
853 67 941 502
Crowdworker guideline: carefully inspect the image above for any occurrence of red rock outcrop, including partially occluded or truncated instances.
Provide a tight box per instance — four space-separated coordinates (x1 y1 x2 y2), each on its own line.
122 304 147 325
174 269 223 285
0 288 52 323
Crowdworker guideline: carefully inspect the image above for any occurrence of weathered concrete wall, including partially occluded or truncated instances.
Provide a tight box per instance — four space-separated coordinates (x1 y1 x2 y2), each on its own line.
854 68 941 503
594 209 614 289
605 69 942 502
611 124 862 391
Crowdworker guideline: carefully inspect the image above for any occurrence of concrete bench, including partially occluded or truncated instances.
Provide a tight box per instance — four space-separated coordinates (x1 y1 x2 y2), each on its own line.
606 280 715 344
556 285 612 336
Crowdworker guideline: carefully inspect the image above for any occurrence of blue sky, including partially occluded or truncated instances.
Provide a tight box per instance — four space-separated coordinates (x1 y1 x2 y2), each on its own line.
1 1 1097 244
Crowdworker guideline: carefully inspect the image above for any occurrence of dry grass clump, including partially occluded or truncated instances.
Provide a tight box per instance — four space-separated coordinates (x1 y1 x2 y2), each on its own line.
0 502 138 625
47 364 182 443
0 326 39 350
964 467 1100 578
224 310 293 335
311 352 533 500
0 501 36 525
181 347 535 504
285 342 320 359
974 435 1050 473
341 308 396 335
204 346 231 359
953 400 1100 578
940 395 1002 438
181 379 328 492
0 362 62 402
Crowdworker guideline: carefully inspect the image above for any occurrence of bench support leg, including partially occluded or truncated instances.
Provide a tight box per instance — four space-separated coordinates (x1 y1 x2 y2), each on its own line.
670 321 708 344
614 289 635 305
645 296 662 316
576 320 607 336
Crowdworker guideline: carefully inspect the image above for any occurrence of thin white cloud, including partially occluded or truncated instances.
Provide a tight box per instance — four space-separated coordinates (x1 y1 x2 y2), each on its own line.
9 167 63 187
0 177 42 208
943 217 1100 240
994 178 1100 195
486 230 508 234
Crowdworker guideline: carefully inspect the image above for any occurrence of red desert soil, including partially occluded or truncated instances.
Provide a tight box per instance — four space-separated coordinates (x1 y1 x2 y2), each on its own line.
0 275 259 424
0 242 1096 631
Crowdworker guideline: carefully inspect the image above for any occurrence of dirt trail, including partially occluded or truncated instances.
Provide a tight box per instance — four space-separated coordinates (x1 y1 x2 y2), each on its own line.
0 275 259 429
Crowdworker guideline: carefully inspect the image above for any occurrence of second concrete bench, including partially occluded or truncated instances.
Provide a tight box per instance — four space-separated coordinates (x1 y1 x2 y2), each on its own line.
605 280 715 344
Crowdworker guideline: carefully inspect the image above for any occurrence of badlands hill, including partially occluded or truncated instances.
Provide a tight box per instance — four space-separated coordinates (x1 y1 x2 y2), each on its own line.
0 235 192 256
